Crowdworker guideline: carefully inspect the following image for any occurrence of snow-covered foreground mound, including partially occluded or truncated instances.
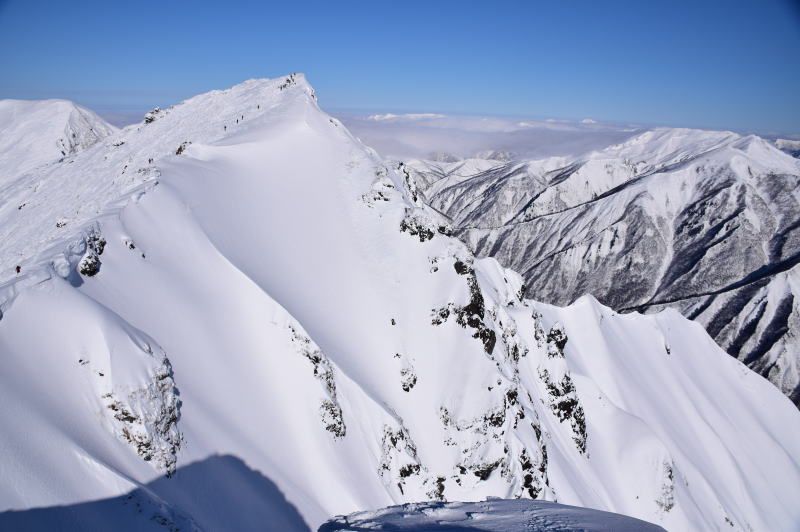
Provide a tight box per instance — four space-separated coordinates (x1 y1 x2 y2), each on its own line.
0 76 799 532
320 499 665 531
0 98 116 185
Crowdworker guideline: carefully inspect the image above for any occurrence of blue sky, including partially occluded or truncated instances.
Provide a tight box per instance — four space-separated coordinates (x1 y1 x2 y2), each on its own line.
1 0 798 133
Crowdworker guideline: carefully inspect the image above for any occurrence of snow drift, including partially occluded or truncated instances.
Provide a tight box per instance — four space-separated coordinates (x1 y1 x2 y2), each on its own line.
320 499 666 531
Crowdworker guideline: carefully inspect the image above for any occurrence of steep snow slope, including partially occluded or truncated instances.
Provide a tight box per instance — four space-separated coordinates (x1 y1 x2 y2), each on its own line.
408 129 800 406
0 77 799 532
0 99 116 185
320 499 666 531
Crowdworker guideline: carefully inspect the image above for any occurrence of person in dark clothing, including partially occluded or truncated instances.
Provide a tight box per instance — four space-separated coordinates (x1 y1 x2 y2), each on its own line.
15 265 21 274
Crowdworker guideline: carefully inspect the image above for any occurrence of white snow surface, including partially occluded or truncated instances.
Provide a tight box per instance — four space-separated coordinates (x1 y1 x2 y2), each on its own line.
320 499 665 531
0 99 117 185
0 75 799 532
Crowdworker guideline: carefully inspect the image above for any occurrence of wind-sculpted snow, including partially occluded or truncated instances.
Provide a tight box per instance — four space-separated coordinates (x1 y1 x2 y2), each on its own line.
319 499 666 531
408 129 800 406
0 77 312 282
0 77 798 532
0 99 117 186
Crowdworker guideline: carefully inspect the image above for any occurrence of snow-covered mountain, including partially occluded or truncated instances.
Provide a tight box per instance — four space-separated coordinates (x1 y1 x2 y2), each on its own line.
407 129 800 407
0 99 116 185
0 76 799 532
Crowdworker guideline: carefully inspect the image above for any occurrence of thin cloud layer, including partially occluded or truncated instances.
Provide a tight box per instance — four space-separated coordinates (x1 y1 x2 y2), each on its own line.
337 112 643 161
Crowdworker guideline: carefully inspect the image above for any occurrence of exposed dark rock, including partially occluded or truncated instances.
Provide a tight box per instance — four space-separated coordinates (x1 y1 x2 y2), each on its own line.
175 141 191 155
400 215 435 242
78 229 107 277
289 324 346 438
472 459 502 481
539 368 587 453
546 323 567 358
400 368 417 392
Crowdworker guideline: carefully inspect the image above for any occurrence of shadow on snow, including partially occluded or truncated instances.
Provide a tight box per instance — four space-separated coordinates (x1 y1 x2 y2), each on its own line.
0 454 311 532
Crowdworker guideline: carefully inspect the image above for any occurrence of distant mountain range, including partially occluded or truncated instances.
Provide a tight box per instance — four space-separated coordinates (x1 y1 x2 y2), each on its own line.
407 128 800 407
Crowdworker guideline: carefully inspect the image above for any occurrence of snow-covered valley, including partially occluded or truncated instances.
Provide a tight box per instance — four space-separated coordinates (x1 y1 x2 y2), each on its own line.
0 76 799 531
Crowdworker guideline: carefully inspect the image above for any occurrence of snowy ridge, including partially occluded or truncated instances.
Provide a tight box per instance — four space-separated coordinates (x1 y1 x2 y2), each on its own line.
0 77 798 532
0 76 315 282
407 128 800 406
0 99 116 186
